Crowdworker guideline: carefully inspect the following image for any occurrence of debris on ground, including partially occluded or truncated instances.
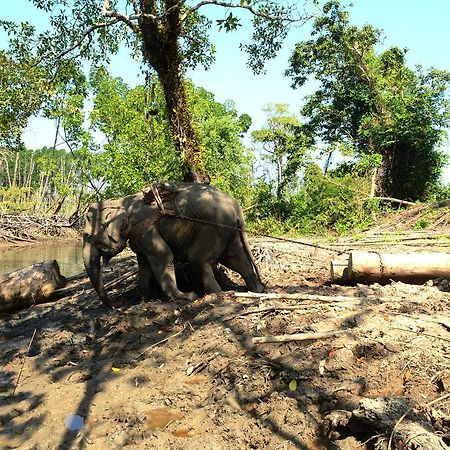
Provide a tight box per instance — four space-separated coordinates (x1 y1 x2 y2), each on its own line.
1 237 450 449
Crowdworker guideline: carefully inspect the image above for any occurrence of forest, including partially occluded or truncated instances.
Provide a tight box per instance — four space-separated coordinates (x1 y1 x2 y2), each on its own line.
1 0 449 237
2 1 450 450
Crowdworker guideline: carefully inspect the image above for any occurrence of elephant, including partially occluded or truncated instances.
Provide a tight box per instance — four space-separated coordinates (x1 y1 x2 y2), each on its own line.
82 182 265 307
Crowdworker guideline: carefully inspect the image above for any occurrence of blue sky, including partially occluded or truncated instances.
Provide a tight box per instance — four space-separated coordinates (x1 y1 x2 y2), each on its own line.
3 0 450 161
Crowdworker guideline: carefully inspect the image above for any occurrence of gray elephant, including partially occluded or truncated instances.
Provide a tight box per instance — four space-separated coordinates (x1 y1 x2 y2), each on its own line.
82 182 265 307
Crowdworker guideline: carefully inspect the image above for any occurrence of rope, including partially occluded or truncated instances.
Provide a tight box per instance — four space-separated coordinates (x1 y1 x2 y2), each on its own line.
146 184 343 255
157 210 343 254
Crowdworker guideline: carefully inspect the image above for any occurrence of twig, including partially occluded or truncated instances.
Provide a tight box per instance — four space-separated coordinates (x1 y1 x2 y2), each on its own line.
11 329 37 396
368 196 416 206
251 329 346 344
234 292 374 303
133 326 186 360
104 268 138 290
224 303 357 322
425 391 450 408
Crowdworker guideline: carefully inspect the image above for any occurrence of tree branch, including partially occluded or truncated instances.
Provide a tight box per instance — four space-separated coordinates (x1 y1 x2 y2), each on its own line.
56 20 121 60
102 0 160 24
185 0 312 23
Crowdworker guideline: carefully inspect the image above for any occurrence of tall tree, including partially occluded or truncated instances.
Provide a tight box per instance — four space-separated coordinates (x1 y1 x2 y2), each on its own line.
2 0 313 181
85 70 253 198
286 0 450 200
252 104 312 198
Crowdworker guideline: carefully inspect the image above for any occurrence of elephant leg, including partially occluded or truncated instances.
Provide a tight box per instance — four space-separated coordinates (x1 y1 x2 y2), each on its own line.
136 253 158 298
140 229 198 301
220 234 265 293
191 262 222 294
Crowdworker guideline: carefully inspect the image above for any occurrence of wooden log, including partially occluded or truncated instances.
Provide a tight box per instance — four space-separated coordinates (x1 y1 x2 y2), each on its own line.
0 260 67 313
330 260 351 283
348 250 450 283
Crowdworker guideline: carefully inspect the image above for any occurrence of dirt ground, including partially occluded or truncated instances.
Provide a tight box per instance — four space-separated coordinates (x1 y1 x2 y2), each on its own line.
1 235 450 450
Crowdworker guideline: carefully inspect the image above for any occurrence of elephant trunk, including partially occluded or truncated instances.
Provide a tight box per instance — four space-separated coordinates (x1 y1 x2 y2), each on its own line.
82 236 112 308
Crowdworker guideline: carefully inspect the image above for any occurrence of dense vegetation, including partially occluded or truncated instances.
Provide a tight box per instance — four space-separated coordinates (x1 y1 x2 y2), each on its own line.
1 1 450 236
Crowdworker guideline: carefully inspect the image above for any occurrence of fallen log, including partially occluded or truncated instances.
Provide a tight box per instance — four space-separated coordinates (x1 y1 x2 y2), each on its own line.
330 260 351 283
0 260 67 313
348 250 450 283
323 396 450 449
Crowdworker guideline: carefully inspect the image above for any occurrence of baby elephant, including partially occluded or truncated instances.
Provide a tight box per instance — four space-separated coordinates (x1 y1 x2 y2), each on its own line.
82 182 265 307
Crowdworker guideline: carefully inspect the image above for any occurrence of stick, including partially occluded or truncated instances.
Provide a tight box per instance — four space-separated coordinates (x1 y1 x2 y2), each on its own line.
11 329 37 396
104 268 138 289
425 391 450 408
251 330 346 344
368 196 416 206
224 303 358 322
133 326 186 360
234 292 376 303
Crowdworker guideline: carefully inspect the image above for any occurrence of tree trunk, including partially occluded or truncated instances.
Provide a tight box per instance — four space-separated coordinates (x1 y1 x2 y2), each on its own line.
139 1 209 183
348 250 450 283
0 260 67 313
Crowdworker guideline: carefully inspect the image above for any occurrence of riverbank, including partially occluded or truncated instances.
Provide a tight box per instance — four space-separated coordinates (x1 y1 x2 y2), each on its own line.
1 237 450 449
0 213 81 248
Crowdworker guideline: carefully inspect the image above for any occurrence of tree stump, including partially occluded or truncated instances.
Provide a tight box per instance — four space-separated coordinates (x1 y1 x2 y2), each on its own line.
0 260 67 313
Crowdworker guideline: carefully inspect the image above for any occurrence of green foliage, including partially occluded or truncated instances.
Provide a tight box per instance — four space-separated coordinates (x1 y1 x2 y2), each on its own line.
88 71 181 197
84 72 254 200
286 0 450 201
190 87 254 202
246 164 386 236
0 51 48 147
251 104 313 198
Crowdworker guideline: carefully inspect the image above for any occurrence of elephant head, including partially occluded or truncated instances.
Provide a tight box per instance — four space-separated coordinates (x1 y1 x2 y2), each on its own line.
82 200 130 307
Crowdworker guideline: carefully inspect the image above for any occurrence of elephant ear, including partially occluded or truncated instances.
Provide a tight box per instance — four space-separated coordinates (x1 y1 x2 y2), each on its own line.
105 208 129 244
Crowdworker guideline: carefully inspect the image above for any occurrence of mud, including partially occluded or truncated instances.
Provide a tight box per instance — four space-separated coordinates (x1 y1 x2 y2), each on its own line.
1 238 450 449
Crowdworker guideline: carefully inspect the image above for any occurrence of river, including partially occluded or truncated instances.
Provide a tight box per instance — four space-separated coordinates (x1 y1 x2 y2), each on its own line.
0 241 84 277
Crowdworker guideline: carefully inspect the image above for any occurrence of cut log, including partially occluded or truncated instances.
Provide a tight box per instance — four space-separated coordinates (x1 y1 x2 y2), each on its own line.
330 260 351 283
0 260 67 313
348 250 450 283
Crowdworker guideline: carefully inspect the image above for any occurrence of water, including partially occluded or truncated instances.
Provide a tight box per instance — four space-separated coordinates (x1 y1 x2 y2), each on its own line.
0 241 84 277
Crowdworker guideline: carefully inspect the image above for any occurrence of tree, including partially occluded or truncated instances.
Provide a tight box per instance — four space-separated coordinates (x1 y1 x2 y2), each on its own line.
85 70 254 198
286 0 450 200
2 0 313 182
251 104 312 198
0 51 47 148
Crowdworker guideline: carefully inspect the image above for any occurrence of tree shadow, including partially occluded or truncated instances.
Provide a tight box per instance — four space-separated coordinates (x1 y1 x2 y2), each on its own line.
1 252 445 449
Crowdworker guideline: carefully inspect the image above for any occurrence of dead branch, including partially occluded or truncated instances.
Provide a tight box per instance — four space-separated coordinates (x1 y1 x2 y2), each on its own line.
12 329 37 396
225 301 360 322
324 397 450 449
234 292 374 303
369 196 416 206
252 330 346 344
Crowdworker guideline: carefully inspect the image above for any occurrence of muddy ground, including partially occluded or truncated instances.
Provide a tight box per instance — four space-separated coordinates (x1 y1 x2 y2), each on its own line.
1 236 450 450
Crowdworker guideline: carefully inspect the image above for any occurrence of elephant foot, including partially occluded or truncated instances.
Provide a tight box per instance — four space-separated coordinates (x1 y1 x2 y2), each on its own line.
177 291 198 301
110 296 126 308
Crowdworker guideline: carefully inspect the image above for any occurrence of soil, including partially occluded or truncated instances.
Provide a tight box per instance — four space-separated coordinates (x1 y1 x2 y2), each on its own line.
1 235 450 450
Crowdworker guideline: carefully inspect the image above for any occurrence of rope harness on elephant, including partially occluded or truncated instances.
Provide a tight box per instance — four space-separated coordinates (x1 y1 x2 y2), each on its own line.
138 182 342 255
141 181 246 232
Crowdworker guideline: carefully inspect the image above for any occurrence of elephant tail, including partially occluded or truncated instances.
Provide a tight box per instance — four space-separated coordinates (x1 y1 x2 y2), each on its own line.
237 219 263 287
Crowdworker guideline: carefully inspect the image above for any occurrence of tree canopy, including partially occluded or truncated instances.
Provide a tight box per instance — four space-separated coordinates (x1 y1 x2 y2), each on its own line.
1 0 314 180
251 104 312 198
286 0 450 200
